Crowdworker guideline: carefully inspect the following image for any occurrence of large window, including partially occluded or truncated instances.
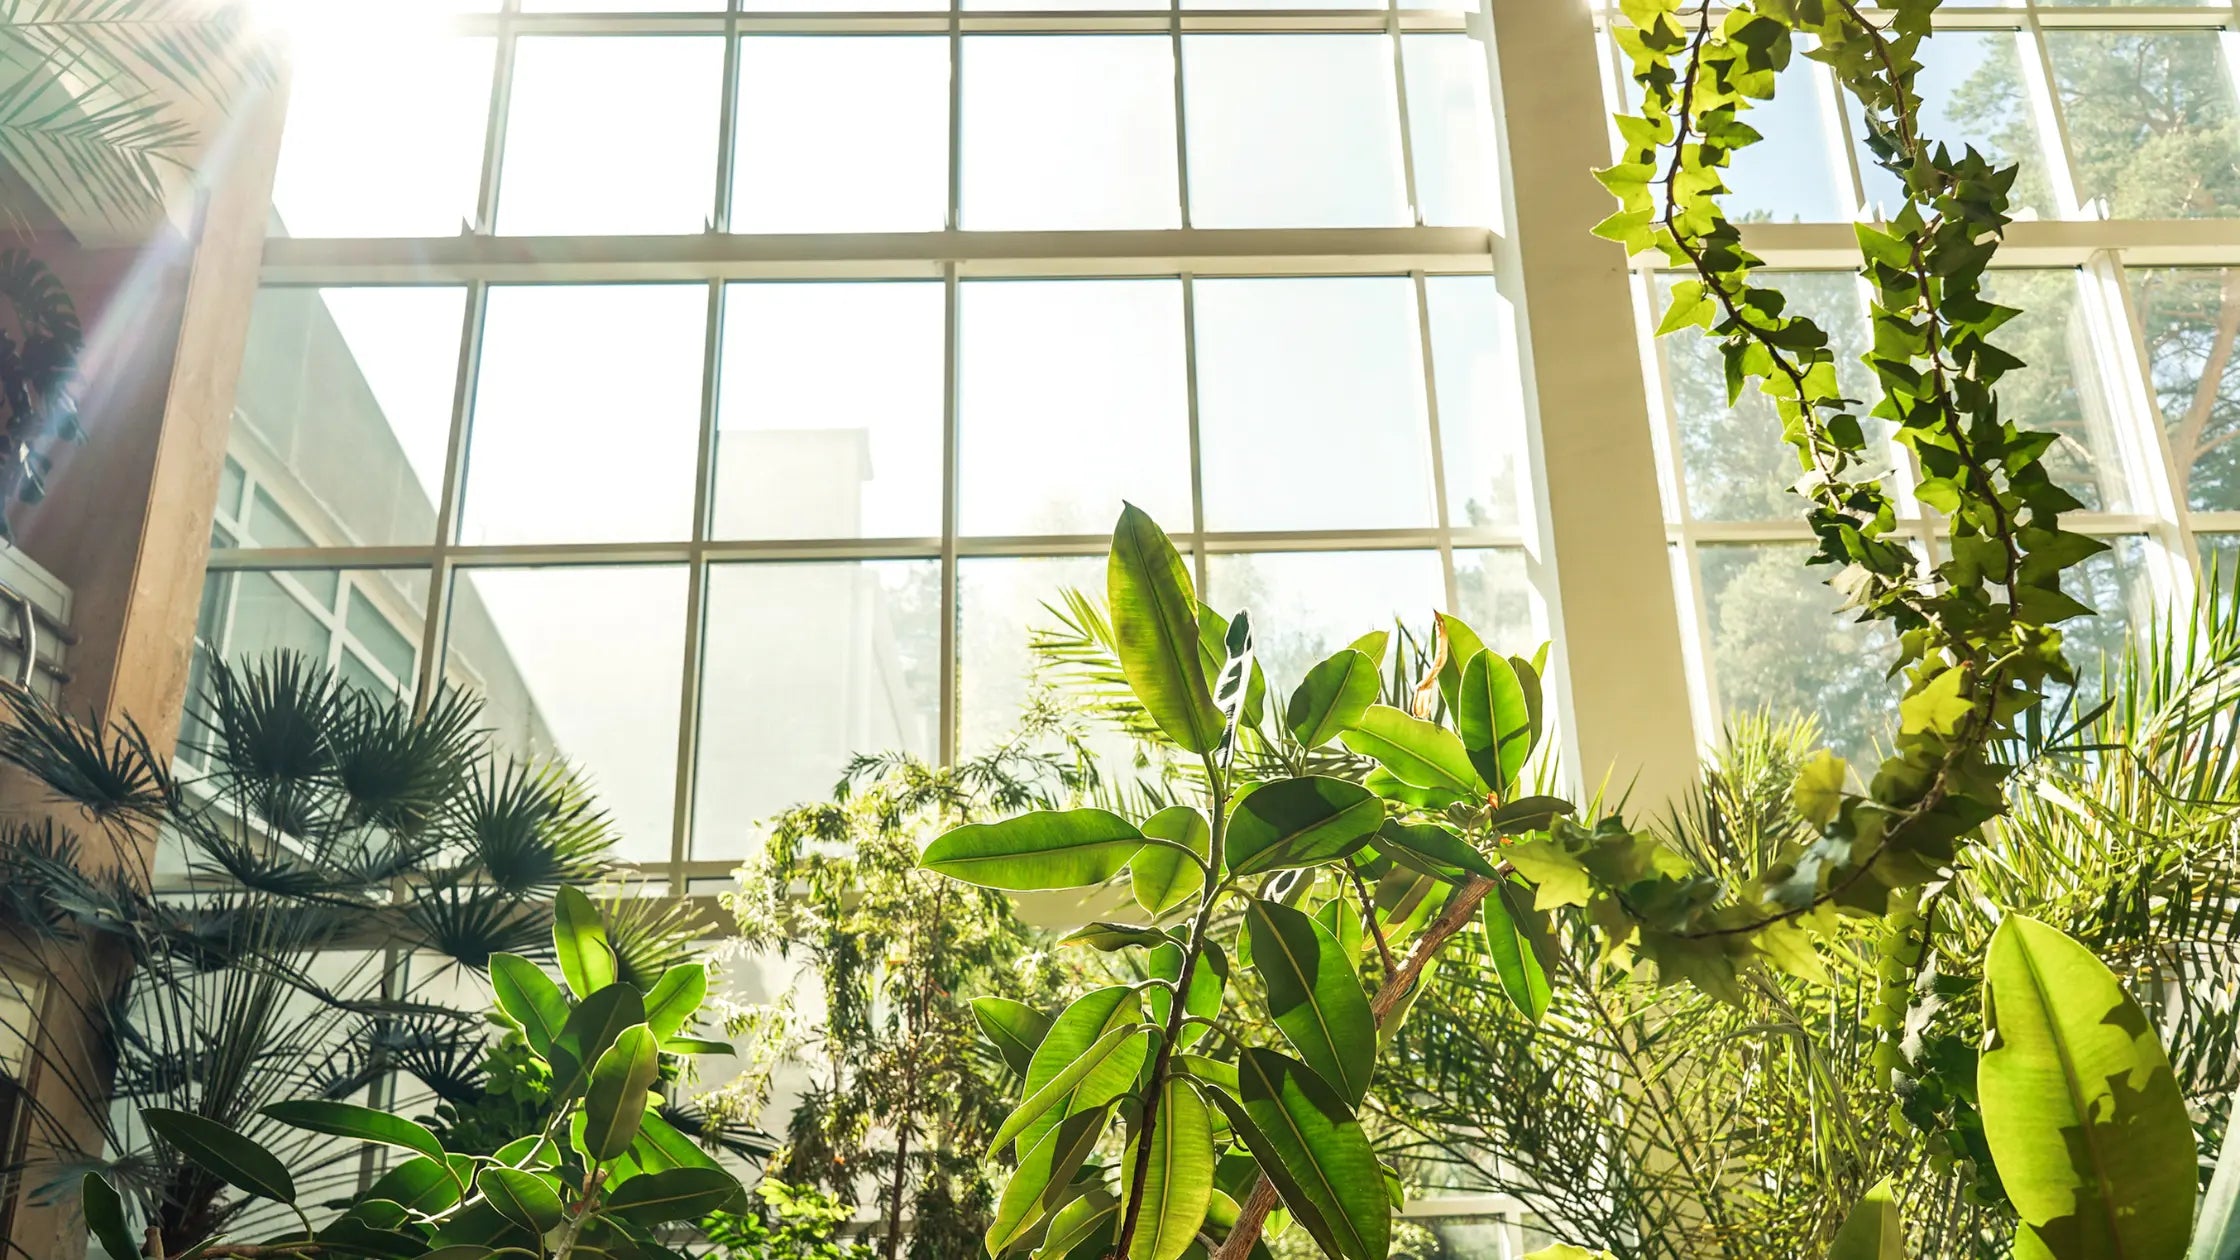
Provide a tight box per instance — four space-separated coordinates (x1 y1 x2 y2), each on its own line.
1605 2 2215 755
206 1 1532 888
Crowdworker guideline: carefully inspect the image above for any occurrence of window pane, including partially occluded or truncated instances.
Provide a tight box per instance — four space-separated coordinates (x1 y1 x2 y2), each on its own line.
498 37 723 235
2199 530 2240 581
1730 56 1847 222
1184 36 1409 229
1196 277 1435 532
732 37 949 233
962 37 1178 230
693 560 940 859
1850 31 2053 220
2061 536 2154 694
242 490 338 604
956 555 1102 758
1404 35 1502 230
1698 543 1896 767
1454 548 1537 655
445 566 687 864
1660 271 1875 522
2129 267 2240 511
960 280 1191 536
233 287 463 549
1205 550 1444 698
714 282 944 540
1427 276 1530 532
525 0 718 9
187 569 429 756
2045 30 2240 219
1979 270 2134 513
463 286 706 546
272 30 492 237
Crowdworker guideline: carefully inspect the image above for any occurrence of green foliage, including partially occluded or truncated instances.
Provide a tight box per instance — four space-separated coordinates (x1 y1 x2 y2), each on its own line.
0 249 82 537
718 739 1081 1260
702 1180 875 1260
1829 1179 1906 1260
82 912 745 1259
0 652 697 1256
920 507 1566 1260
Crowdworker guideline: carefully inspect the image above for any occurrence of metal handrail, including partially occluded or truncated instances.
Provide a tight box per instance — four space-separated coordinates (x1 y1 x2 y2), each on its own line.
0 580 37 691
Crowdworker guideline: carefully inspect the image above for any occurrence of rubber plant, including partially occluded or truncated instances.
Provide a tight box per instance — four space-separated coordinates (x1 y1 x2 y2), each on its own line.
918 503 1570 1260
78 887 746 1260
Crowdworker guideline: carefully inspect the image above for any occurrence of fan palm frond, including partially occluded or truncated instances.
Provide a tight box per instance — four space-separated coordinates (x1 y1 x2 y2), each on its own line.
454 761 614 897
600 888 702 991
0 682 172 826
326 682 481 839
401 884 547 971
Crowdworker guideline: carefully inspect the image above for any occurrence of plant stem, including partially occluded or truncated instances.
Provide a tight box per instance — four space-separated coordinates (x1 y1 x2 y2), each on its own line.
1109 760 1230 1260
1346 859 1398 981
1212 873 1497 1260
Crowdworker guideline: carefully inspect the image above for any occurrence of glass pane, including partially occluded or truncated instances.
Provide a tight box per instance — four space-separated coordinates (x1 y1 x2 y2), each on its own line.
960 280 1191 536
525 0 719 8
961 36 1179 230
2061 535 2155 694
1729 56 1847 222
692 560 940 860
1184 36 1409 229
1205 550 1444 698
2199 531 2240 583
732 37 949 233
498 37 724 235
1427 276 1529 532
713 282 944 540
956 555 1104 758
1698 543 1896 767
1850 31 2053 220
445 566 687 864
2128 267 2240 511
1404 35 1502 230
1195 277 1435 531
2045 30 2240 219
186 569 429 755
1979 270 2134 513
1453 547 1537 655
241 490 338 604
463 285 706 546
1660 271 1876 522
271 30 492 237
234 287 463 549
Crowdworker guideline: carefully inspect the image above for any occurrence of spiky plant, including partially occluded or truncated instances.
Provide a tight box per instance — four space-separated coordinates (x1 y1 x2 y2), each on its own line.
0 650 697 1258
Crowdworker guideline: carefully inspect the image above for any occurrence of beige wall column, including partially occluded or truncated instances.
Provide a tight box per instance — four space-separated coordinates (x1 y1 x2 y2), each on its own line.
1 86 286 1260
1491 0 1699 807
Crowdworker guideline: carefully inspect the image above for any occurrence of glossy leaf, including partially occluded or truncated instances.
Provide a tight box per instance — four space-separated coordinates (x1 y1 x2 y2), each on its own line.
641 962 707 1041
1433 613 1487 715
663 1035 733 1056
553 885 616 999
478 1166 564 1234
1121 1075 1215 1260
1482 883 1552 1025
262 1100 446 1166
82 1173 136 1260
972 996 1053 1079
1378 819 1500 884
1061 922 1170 952
987 1105 1109 1255
1110 503 1223 753
582 1023 660 1162
1132 804 1210 915
549 984 647 1097
1214 1049 1389 1260
606 1166 745 1225
1246 898 1376 1106
990 1022 1153 1156
631 1111 725 1174
1339 706 1481 797
1285 648 1379 749
1037 1190 1119 1260
1456 651 1533 793
1148 940 1226 1050
142 1108 295 1203
1829 1178 1905 1260
367 1156 465 1214
1980 915 2196 1260
923 808 1146 891
1224 776 1385 879
2195 1084 2240 1260
490 952 568 1059
1486 794 1575 836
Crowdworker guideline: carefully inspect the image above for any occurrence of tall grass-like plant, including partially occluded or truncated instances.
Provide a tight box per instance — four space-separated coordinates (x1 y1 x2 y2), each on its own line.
0 652 694 1258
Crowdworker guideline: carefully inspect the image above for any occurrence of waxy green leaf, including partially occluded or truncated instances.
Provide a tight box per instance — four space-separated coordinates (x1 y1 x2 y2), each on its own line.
82 1174 136 1260
582 1024 660 1162
605 1166 745 1225
1340 706 1482 797
1828 1177 1905 1260
478 1166 564 1234
1121 1075 1215 1260
987 1105 1109 1255
1131 804 1210 915
143 1109 295 1204
971 996 1053 1079
262 1100 446 1166
990 1022 1153 1156
1110 504 1223 753
1224 776 1384 878
1246 898 1376 1106
490 952 568 1060
923 808 1145 890
1213 1049 1389 1260
1286 648 1380 749
641 962 707 1041
553 885 616 1000
1456 651 1533 794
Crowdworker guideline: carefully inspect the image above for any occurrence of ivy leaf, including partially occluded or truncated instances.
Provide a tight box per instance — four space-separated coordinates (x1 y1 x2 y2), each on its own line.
1792 750 1848 827
1503 839 1593 910
1110 503 1224 753
1898 666 1973 736
922 808 1145 890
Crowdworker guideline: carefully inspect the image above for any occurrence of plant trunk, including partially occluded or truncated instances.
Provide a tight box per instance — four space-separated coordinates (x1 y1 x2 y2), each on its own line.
1211 875 1497 1260
884 1121 910 1260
